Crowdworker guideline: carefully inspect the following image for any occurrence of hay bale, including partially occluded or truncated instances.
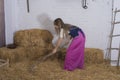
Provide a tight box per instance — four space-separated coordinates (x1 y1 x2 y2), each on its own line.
14 30 30 47
0 47 52 63
0 29 54 63
1 29 103 65
0 47 103 64
14 29 53 48
25 47 51 60
85 48 104 64
0 47 27 63
56 48 104 64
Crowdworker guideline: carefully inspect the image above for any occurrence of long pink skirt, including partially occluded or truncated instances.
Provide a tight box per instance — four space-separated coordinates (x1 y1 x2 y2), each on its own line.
64 32 85 71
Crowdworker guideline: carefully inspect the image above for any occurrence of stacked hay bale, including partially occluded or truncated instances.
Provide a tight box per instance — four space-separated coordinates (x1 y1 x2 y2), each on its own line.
84 48 104 64
14 29 54 60
0 28 104 64
0 29 54 63
55 48 104 64
14 29 53 48
0 47 26 63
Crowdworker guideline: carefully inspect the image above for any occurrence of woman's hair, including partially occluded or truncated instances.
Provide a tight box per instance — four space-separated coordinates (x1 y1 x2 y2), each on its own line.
54 18 65 35
54 18 70 38
54 18 64 27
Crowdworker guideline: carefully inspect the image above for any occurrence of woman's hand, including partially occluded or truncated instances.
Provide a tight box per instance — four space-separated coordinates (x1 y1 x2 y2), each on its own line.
52 48 57 54
41 48 57 61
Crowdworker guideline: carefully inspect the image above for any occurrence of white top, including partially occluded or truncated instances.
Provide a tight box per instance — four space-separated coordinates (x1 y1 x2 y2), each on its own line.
60 28 64 38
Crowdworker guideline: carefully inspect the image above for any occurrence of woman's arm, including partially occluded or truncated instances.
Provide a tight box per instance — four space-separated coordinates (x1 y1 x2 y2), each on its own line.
40 32 71 61
52 28 64 53
52 37 63 54
41 37 63 61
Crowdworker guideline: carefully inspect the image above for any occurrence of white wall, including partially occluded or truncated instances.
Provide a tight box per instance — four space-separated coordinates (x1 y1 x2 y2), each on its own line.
5 0 113 54
4 0 18 44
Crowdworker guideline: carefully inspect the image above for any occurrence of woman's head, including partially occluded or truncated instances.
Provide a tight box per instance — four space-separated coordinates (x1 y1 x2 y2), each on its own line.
54 18 65 34
54 18 64 26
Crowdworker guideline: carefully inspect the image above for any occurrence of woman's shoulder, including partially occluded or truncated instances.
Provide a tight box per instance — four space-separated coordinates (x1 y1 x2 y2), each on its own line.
64 23 75 29
64 23 72 27
65 23 78 27
64 23 80 30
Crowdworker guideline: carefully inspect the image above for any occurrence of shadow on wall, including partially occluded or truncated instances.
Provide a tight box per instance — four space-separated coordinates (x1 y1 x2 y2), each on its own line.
37 13 55 34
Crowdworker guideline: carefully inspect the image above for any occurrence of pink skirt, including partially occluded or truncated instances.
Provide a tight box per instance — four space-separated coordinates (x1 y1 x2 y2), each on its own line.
64 32 85 71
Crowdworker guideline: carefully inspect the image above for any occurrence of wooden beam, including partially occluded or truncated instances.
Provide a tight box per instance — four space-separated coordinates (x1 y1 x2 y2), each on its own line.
27 0 30 13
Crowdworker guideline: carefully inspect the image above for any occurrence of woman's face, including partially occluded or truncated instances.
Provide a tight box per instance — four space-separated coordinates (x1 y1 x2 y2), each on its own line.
54 25 59 29
54 25 60 34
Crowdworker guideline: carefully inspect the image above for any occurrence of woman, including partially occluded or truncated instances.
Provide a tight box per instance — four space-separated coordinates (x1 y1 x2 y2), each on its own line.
44 18 85 71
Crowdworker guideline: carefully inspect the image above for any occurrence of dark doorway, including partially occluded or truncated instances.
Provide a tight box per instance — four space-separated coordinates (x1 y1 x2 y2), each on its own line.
0 0 5 47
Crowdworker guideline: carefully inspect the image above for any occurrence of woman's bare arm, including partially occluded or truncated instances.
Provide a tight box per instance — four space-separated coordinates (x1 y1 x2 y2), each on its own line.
52 37 63 53
39 37 63 62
